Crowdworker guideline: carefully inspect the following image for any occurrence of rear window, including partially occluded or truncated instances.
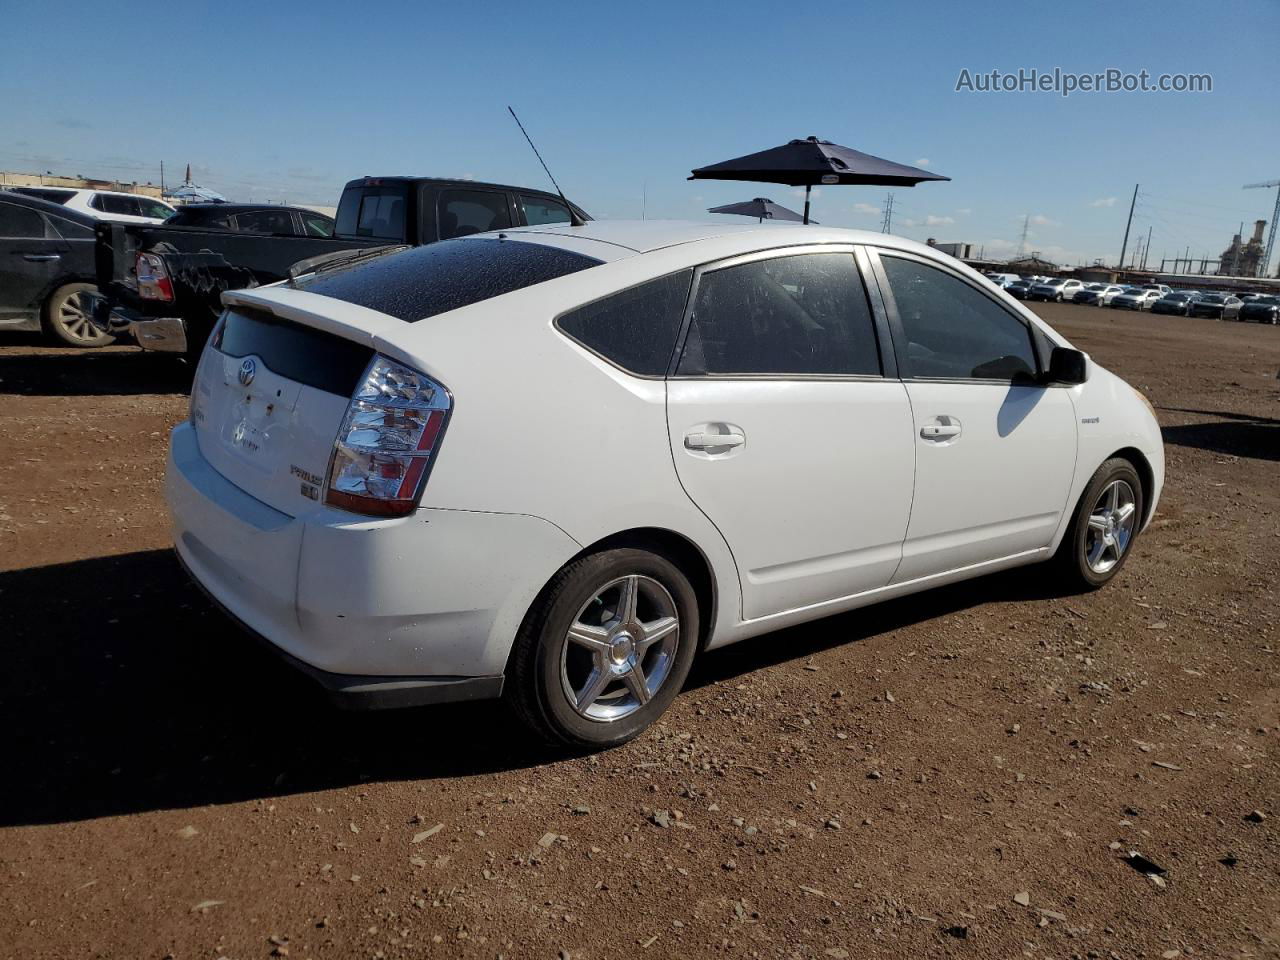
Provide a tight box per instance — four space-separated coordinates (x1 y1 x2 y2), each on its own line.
297 238 603 322
557 271 693 375
214 308 375 396
336 185 408 241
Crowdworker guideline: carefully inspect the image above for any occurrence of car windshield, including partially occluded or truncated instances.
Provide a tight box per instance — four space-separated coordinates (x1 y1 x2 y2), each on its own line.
1202 294 1225 302
1257 296 1280 305
1164 293 1190 300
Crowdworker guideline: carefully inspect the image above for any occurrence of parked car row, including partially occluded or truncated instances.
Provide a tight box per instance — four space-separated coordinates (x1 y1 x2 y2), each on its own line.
982 272 1277 323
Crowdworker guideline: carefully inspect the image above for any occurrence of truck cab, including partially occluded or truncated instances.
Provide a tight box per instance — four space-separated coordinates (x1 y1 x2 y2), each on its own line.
92 177 590 363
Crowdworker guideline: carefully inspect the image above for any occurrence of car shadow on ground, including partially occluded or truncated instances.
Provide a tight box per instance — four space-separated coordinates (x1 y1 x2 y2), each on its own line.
1158 408 1280 462
0 548 1075 827
0 343 189 396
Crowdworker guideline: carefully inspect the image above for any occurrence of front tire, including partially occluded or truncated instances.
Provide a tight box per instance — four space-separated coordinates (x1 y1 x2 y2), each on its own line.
508 547 700 749
1054 458 1145 590
42 283 112 348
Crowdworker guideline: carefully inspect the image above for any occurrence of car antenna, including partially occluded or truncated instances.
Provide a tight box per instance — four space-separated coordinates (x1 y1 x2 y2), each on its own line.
507 106 586 227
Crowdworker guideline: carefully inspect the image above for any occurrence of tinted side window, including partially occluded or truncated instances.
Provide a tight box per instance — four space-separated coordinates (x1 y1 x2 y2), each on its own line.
438 190 512 239
0 202 47 238
50 216 93 240
881 255 1038 381
235 209 296 235
557 270 693 376
138 198 174 219
93 194 141 216
302 214 334 237
520 194 570 226
677 253 881 376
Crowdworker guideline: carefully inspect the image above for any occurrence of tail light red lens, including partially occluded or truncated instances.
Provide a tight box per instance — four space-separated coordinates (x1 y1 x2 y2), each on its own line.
325 355 452 517
136 252 174 302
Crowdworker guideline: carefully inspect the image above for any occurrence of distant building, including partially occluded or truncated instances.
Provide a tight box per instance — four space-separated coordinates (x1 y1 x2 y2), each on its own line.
1218 219 1267 277
0 170 163 198
1005 255 1059 274
931 241 975 259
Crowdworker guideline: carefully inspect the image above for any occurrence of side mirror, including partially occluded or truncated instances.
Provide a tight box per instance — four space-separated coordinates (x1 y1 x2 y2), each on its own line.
1044 347 1088 385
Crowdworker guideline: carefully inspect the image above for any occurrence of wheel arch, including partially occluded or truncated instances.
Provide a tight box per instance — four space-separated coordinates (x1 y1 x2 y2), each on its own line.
573 527 718 651
1110 446 1156 526
514 526 720 659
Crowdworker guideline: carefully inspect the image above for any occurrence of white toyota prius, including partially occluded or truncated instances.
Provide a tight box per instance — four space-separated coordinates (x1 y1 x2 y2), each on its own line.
168 221 1164 747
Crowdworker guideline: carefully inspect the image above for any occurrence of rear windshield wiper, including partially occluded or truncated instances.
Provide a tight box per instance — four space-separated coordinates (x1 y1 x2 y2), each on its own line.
287 244 409 285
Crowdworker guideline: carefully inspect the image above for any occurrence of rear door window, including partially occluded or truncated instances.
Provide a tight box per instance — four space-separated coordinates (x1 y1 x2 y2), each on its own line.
438 189 512 239
677 253 882 377
234 209 297 235
520 194 571 226
336 185 408 241
91 194 142 217
557 271 693 375
0 201 48 238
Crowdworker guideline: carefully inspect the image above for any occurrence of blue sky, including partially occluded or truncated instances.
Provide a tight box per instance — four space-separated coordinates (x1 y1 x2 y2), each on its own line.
2 0 1277 268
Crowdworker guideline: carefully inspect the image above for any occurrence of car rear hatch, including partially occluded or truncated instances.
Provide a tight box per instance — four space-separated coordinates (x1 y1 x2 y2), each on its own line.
189 291 402 518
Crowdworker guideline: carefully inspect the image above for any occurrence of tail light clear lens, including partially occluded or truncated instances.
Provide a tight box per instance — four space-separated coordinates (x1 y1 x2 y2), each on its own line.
136 252 174 301
325 356 452 517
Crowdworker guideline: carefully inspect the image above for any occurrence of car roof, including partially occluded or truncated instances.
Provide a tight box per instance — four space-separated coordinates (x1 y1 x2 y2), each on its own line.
0 189 97 225
489 219 955 261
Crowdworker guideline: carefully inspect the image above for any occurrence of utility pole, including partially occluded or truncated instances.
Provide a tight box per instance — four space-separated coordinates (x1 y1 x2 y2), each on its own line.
1118 183 1139 270
880 192 895 234
1140 226 1152 270
1017 214 1030 257
160 160 165 194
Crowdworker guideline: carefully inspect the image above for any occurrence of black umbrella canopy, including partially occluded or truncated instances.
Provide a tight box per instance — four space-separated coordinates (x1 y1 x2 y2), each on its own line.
690 137 949 187
691 136 949 223
707 197 808 223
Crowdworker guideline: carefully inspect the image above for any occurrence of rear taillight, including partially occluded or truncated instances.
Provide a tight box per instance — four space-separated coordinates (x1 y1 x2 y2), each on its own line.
136 252 173 302
325 355 451 517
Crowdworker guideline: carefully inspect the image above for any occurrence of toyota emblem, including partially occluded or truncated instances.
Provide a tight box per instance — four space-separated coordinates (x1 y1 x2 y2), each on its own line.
238 358 256 386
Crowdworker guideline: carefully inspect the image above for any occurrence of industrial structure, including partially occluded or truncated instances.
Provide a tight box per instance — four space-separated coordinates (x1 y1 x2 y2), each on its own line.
1218 220 1268 278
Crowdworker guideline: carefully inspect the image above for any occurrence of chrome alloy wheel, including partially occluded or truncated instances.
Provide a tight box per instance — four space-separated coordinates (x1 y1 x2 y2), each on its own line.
560 574 680 722
57 290 109 345
1084 479 1137 574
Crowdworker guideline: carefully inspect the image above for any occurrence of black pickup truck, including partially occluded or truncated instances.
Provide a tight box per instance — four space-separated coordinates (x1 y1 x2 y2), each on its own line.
91 177 589 361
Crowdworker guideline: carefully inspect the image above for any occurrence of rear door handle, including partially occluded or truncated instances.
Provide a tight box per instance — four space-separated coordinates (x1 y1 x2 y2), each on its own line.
21 253 61 262
920 416 962 441
685 430 745 450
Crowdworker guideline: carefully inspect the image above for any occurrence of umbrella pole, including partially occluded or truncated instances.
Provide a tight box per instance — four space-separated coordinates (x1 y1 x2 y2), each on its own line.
803 184 811 224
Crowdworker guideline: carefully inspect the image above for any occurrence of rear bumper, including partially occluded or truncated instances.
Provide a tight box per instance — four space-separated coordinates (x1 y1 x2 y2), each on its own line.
88 295 188 353
175 546 503 709
165 422 581 707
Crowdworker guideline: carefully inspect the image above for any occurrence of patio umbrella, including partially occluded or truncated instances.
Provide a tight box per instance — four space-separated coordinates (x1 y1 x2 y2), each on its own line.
690 136 949 224
707 197 808 223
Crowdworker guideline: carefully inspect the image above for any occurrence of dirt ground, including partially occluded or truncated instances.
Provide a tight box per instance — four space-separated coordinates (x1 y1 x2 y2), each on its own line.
0 304 1276 960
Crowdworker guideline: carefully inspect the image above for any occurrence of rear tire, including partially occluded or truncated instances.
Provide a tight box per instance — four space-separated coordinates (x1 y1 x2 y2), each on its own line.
42 283 112 348
508 547 700 749
1054 458 1145 590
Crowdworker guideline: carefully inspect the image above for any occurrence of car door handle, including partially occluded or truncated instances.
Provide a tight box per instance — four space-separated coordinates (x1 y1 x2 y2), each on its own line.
21 253 61 262
685 430 745 450
920 417 962 441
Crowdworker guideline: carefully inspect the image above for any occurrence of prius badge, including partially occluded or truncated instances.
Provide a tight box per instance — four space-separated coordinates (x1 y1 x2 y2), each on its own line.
238 357 256 386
